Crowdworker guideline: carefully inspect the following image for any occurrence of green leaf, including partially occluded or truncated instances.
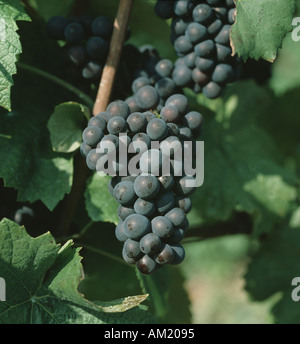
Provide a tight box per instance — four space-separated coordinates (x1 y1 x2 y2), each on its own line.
47 102 90 153
245 224 300 324
0 0 31 110
0 218 149 324
0 72 74 211
191 81 297 235
270 33 300 95
231 0 296 62
28 0 75 21
136 266 170 319
85 174 119 225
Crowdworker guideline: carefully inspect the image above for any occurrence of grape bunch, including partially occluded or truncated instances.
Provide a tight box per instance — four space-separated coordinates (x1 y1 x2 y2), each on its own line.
46 15 129 92
154 0 239 99
80 86 203 274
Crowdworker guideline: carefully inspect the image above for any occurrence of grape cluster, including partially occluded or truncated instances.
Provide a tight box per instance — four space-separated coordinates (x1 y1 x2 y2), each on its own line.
46 15 129 92
80 87 203 274
154 0 239 99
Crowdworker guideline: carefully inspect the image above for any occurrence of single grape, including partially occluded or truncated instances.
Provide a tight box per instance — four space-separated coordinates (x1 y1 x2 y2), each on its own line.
136 255 157 275
154 0 174 19
98 134 119 154
107 116 127 135
154 244 174 265
168 228 185 244
185 22 207 43
117 205 135 221
127 112 147 133
207 19 223 36
175 196 192 213
123 238 142 259
126 96 142 113
174 176 196 196
86 36 109 61
167 123 180 137
192 68 210 86
156 192 175 214
171 18 190 36
165 207 186 227
132 132 151 152
134 174 160 200
174 0 193 16
115 221 128 242
155 59 174 78
195 56 215 72
86 149 104 171
80 142 92 158
88 114 107 130
132 77 151 94
160 105 180 123
214 7 228 20
135 86 160 110
144 112 157 122
215 25 231 45
67 46 87 66
183 111 204 131
212 63 233 84
134 198 155 217
193 4 213 23
113 181 136 206
64 22 84 44
140 233 162 255
172 65 193 87
106 100 131 119
82 61 103 80
158 175 175 192
155 78 176 99
124 214 151 240
151 216 174 240
183 52 197 69
91 16 113 39
165 94 189 115
146 118 168 140
122 247 137 264
160 136 182 159
179 125 193 140
170 244 185 265
174 35 193 55
46 16 68 40
195 39 216 58
203 81 223 99
82 126 104 147
216 43 232 62
228 8 236 24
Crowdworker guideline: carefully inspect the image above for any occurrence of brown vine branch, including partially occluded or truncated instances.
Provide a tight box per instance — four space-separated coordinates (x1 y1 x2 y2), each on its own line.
56 0 134 238
93 0 134 115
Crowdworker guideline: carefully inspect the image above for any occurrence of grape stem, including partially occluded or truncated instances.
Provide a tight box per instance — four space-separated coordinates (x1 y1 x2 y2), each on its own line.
17 62 94 109
93 0 134 115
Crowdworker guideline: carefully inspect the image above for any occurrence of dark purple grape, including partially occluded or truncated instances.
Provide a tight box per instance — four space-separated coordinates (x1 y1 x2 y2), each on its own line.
140 233 162 255
124 214 151 240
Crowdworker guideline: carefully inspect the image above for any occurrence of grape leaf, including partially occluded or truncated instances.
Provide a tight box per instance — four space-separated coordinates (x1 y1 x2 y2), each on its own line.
190 81 298 235
0 71 74 210
47 102 90 153
0 0 31 110
231 0 296 62
85 174 119 225
245 224 300 324
0 218 150 324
